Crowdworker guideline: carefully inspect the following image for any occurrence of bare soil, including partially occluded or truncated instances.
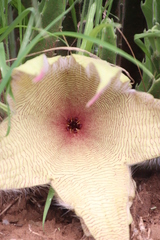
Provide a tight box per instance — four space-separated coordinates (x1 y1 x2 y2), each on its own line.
131 171 160 240
0 171 160 240
0 186 93 240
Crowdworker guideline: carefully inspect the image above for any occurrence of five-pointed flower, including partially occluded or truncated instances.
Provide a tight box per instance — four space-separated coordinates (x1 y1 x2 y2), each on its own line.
1 54 160 240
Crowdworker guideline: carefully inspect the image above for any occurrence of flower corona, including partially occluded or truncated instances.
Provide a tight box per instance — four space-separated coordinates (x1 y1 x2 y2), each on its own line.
66 117 82 133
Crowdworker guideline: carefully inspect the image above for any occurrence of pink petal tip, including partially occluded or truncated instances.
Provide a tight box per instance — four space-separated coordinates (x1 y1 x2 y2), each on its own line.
33 55 49 83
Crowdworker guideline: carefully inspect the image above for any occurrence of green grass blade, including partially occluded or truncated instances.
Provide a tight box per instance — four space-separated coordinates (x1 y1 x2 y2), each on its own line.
8 4 16 59
85 22 120 53
155 0 160 24
0 42 9 78
42 187 55 228
0 1 5 27
80 2 96 51
0 26 9 35
17 0 23 46
77 0 88 48
10 0 25 12
0 7 34 43
0 102 8 113
134 35 151 59
95 0 103 25
17 13 35 59
68 0 77 31
106 0 113 18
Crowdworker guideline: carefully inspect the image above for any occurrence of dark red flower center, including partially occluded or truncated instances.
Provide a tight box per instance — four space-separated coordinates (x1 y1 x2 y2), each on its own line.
66 117 82 133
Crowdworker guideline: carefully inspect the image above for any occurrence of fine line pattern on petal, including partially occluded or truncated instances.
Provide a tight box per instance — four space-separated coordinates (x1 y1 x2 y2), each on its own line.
1 54 160 240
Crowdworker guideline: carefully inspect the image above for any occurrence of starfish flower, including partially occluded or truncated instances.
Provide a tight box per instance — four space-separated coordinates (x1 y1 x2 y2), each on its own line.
1 54 160 240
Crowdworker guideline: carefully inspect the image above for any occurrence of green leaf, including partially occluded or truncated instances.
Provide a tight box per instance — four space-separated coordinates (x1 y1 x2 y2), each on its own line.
95 0 103 25
155 0 160 24
17 13 35 60
80 2 96 51
42 187 55 228
30 0 66 56
68 0 77 31
85 22 120 54
10 0 25 12
148 78 160 99
0 102 8 113
134 32 152 60
136 37 154 92
0 7 34 43
0 42 9 78
98 19 117 64
141 0 153 29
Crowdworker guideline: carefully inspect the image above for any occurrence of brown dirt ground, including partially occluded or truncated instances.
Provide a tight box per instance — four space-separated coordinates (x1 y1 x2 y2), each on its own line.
0 171 160 240
0 186 94 240
131 170 160 240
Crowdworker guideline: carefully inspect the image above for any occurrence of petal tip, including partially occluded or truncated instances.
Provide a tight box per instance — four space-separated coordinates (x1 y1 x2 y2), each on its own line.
33 55 49 83
86 92 102 108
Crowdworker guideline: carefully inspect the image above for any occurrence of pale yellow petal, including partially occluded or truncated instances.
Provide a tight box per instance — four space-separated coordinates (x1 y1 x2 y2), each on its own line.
73 54 130 106
51 155 132 240
1 54 160 240
0 55 131 239
99 76 160 165
0 55 107 188
0 116 55 189
12 54 60 76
